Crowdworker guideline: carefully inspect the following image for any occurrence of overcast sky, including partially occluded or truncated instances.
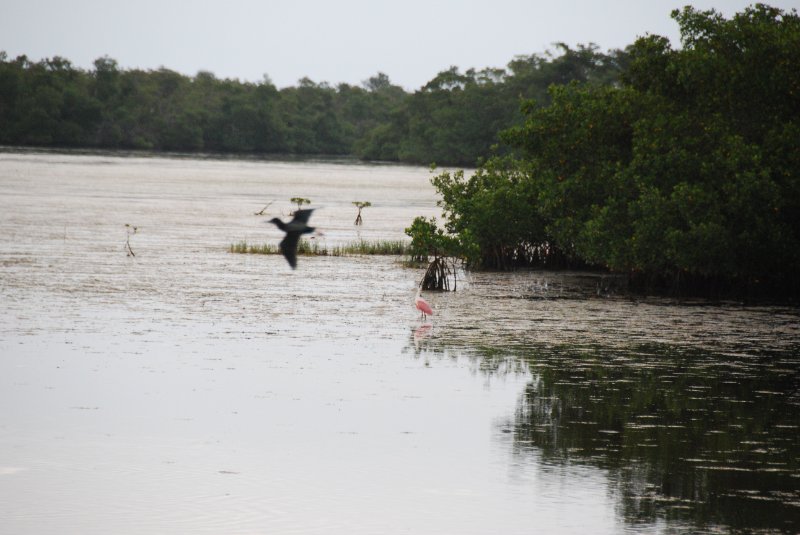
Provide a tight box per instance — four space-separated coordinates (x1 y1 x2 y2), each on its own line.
3 0 799 90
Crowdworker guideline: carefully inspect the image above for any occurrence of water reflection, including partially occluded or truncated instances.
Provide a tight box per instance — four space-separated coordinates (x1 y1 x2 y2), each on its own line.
418 336 800 532
412 323 433 350
405 268 800 532
520 342 799 531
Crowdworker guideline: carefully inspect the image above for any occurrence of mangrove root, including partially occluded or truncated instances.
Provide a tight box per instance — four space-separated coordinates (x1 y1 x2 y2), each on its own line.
421 256 457 291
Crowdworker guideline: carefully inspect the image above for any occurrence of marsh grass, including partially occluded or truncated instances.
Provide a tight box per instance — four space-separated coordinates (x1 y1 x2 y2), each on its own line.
333 240 408 255
230 239 410 257
230 241 278 254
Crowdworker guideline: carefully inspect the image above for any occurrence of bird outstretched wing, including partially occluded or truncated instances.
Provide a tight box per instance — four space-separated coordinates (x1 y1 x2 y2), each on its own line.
279 232 301 269
290 209 314 226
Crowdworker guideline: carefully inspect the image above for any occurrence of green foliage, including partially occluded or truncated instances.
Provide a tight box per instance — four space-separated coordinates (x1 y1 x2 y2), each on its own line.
336 239 407 255
230 240 278 255
0 55 409 155
404 216 464 291
358 45 628 166
0 44 624 165
290 197 311 210
424 4 800 297
431 160 562 269
404 216 464 263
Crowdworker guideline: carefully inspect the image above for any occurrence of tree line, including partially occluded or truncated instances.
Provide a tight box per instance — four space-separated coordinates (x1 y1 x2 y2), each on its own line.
0 45 626 166
4 4 797 299
421 4 799 299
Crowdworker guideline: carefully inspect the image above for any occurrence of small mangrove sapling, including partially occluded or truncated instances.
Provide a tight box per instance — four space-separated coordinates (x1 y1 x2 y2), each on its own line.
290 197 311 214
352 201 371 225
405 216 463 291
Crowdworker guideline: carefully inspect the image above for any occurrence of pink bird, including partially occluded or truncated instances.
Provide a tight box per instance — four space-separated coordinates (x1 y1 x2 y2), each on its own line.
415 289 433 319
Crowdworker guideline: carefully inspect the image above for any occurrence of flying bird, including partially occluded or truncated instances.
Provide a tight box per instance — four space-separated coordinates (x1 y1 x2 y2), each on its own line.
268 209 315 269
415 289 433 319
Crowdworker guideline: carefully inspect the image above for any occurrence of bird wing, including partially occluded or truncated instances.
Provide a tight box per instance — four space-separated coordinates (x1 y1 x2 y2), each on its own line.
290 209 315 226
415 296 433 315
279 232 301 269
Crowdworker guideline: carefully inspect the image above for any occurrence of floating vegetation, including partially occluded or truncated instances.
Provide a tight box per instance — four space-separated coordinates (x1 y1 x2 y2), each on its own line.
230 239 410 257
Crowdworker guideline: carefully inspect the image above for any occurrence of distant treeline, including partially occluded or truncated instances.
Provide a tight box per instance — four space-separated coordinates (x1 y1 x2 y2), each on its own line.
0 45 626 166
421 5 800 300
5 5 798 300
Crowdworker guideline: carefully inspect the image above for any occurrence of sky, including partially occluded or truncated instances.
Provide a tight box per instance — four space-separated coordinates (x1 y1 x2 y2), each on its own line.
3 0 800 90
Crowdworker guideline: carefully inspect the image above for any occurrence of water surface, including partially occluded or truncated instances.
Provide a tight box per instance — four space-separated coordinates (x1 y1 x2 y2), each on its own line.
1 150 798 534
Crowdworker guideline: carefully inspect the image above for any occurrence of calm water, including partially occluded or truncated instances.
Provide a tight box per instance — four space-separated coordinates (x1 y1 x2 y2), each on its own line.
1 149 798 534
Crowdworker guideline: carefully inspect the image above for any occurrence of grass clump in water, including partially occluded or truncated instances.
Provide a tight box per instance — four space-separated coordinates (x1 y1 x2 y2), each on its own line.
230 241 278 254
333 240 409 256
230 239 409 256
297 240 328 256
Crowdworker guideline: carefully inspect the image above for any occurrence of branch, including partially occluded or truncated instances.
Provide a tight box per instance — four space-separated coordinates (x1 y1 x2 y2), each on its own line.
254 201 274 216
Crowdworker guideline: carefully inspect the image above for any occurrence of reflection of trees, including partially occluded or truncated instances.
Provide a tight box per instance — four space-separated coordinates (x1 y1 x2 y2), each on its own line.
402 328 526 377
511 344 800 532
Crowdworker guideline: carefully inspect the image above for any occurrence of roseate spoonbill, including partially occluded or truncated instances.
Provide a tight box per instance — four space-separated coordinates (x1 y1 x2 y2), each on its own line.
415 289 433 319
268 208 315 269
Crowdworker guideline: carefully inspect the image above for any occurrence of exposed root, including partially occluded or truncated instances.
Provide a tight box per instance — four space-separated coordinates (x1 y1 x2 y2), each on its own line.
421 256 458 291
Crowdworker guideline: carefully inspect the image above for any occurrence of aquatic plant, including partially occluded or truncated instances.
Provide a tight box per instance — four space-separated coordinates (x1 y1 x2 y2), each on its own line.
230 241 278 254
352 201 371 225
297 239 327 256
290 197 311 213
335 239 407 255
230 239 410 257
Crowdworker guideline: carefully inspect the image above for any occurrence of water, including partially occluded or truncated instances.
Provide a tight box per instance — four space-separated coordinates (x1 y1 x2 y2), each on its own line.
1 149 798 534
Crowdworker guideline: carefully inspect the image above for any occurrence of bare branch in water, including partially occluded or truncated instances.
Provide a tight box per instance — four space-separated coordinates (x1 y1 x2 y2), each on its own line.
125 224 138 257
254 201 274 216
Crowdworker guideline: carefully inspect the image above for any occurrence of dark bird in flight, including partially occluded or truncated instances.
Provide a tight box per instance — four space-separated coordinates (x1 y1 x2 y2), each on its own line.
268 209 315 269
